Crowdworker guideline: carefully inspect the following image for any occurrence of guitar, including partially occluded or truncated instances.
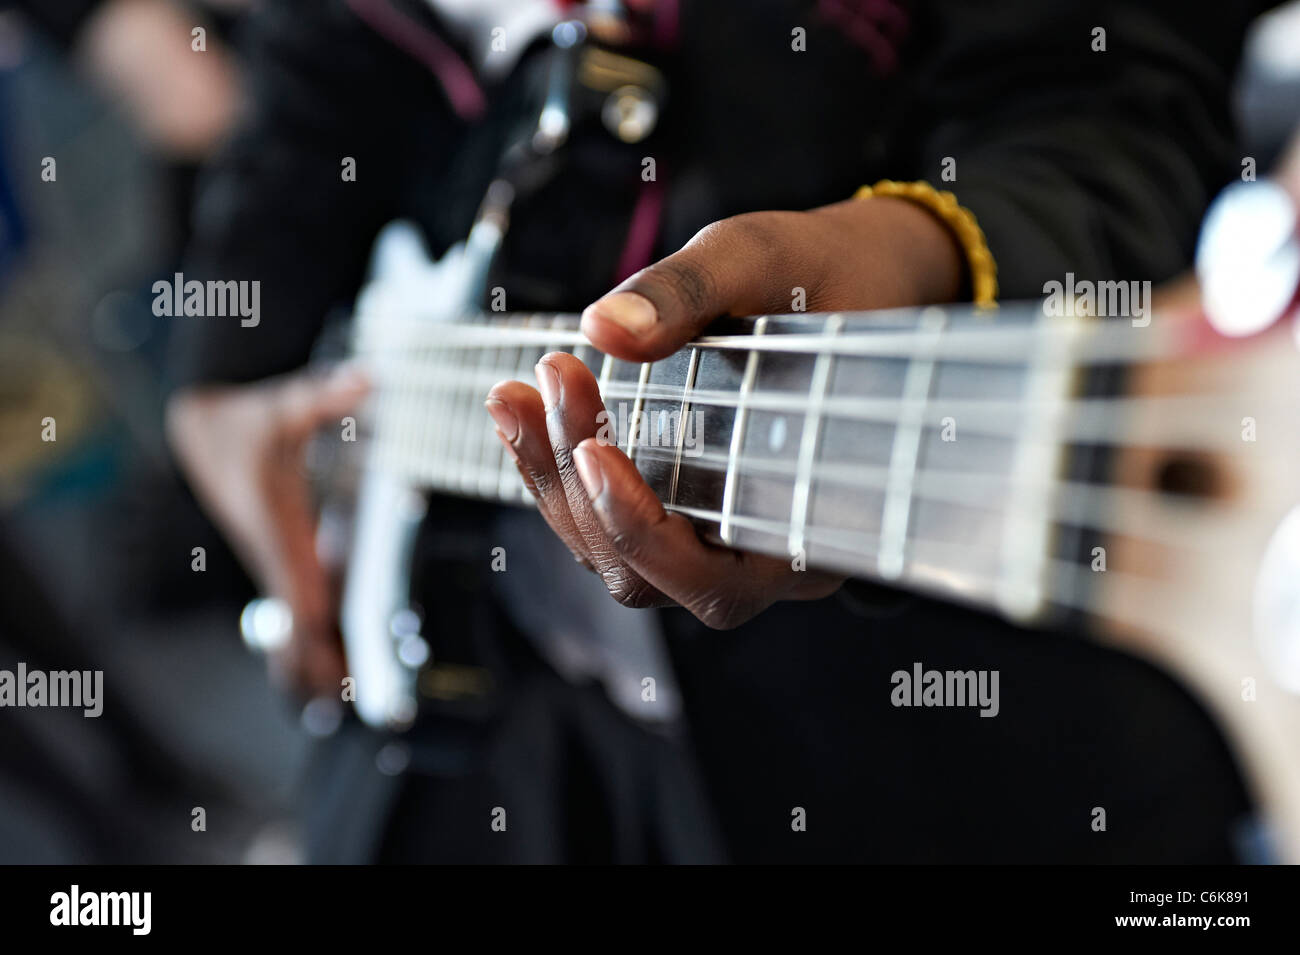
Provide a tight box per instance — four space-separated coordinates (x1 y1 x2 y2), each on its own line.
215 153 1283 860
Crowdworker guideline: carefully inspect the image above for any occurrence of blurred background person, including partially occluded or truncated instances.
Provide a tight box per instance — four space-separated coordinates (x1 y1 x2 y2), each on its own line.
0 0 308 863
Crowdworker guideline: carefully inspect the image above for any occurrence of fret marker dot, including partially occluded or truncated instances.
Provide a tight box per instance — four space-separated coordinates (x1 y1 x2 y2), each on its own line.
769 416 787 452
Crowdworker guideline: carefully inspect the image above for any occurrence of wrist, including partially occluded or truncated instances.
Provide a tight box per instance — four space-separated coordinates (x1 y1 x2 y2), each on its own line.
814 194 966 306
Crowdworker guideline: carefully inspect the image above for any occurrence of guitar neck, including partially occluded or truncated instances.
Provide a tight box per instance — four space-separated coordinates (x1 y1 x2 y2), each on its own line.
352 303 1206 626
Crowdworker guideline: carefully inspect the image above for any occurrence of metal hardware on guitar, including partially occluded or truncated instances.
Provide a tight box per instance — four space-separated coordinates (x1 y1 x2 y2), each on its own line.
238 597 292 655
1197 177 1300 338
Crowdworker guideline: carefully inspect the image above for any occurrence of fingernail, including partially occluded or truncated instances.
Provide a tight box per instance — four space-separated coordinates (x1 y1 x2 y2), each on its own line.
493 427 521 463
484 398 518 441
535 360 561 410
589 291 658 335
572 444 604 500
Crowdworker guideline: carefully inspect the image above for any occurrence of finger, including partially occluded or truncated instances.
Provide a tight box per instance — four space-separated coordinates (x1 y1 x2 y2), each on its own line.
269 626 345 701
258 373 358 648
571 437 840 628
485 379 596 570
531 354 669 606
581 211 817 362
303 627 347 696
255 438 333 631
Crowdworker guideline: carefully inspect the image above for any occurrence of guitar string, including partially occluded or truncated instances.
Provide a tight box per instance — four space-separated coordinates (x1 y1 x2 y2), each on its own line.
354 309 1185 366
366 428 1267 550
354 332 1286 548
362 441 1245 632
350 316 1284 574
358 366 1290 455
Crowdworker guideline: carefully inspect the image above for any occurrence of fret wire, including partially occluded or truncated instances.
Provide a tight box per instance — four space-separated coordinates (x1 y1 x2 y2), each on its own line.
788 314 844 557
497 315 532 502
545 312 568 358
877 307 946 580
668 347 701 507
626 361 653 461
720 316 768 545
513 315 547 500
598 351 614 405
578 341 602 375
480 317 504 500
996 310 1082 619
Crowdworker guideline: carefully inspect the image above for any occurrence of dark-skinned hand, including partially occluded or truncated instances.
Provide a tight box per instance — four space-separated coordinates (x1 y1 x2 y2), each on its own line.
485 196 964 628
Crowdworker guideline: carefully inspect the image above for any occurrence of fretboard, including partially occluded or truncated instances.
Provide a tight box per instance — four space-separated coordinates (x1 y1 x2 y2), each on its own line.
351 304 1212 625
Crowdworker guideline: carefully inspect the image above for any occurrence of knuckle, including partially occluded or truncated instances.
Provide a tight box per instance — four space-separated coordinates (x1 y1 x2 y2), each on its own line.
605 526 647 564
604 501 662 560
524 464 560 500
719 212 779 251
549 442 577 485
716 212 789 268
652 254 717 314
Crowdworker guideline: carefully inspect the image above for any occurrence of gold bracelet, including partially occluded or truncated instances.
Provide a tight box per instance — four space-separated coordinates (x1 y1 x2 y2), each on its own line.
855 179 999 307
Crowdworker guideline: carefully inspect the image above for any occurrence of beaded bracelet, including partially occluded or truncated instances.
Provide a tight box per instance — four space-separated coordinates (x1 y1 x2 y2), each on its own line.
855 179 999 307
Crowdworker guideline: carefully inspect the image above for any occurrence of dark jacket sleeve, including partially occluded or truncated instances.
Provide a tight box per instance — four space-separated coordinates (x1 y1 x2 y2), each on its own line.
167 0 465 390
897 0 1266 298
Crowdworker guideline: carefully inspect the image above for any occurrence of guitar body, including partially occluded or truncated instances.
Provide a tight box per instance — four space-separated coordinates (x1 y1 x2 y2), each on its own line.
1095 317 1300 859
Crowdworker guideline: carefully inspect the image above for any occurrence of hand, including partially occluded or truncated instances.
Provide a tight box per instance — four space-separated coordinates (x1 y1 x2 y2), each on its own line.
166 367 368 698
486 196 965 627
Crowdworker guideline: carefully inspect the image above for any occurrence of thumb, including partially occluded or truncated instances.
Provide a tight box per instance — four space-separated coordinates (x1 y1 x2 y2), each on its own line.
581 212 811 362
